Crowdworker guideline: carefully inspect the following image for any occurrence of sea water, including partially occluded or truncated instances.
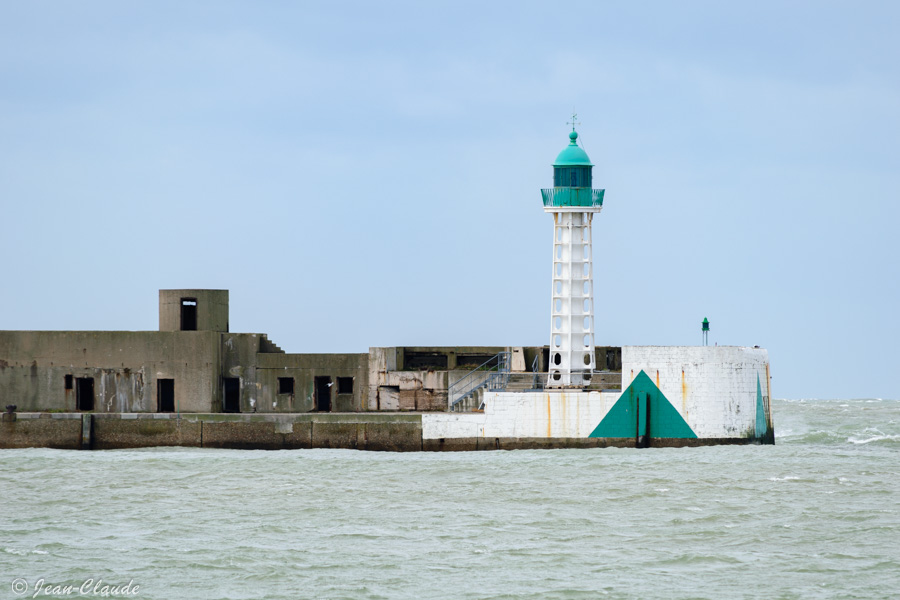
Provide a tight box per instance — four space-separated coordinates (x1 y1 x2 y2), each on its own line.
1 398 898 600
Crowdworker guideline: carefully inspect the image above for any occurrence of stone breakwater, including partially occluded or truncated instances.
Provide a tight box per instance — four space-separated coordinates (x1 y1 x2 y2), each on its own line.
0 412 767 451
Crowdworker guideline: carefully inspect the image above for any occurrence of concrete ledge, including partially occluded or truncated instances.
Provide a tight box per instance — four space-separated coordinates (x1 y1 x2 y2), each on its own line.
0 413 769 451
423 437 483 452
499 437 633 449
422 437 632 451
0 418 82 449
282 421 314 449
362 422 422 451
202 421 286 450
92 417 201 450
12 412 83 420
312 422 360 449
647 437 766 447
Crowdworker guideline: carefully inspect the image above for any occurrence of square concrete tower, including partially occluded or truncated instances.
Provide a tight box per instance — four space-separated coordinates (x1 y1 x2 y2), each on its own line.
159 289 229 332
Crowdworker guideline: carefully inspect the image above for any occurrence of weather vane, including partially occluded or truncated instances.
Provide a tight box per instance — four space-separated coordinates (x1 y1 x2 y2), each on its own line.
567 111 580 132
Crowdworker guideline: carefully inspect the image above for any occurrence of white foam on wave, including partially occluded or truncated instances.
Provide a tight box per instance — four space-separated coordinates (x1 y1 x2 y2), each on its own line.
848 433 900 444
768 476 800 482
2 547 47 556
846 427 900 445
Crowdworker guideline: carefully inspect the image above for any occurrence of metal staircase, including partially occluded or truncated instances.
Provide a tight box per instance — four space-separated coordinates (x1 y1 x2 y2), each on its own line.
448 351 511 412
448 351 623 412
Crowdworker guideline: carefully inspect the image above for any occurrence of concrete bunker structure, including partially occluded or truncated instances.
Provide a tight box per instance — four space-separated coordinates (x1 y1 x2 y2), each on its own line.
0 289 773 450
0 290 369 415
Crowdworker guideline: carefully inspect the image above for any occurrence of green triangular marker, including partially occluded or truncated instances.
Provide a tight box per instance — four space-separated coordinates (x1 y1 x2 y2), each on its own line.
755 374 767 438
590 370 697 438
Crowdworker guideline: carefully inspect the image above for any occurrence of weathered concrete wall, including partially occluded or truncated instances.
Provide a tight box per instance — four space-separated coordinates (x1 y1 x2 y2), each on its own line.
622 346 772 439
0 331 220 412
376 370 448 411
256 353 368 412
1 330 368 415
367 347 398 410
367 346 539 412
159 289 229 332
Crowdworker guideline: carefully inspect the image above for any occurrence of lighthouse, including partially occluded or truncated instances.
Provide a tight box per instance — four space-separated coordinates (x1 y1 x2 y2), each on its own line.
542 118 605 388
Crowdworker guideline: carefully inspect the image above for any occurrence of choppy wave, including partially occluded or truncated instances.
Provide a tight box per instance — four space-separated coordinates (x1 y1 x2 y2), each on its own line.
848 431 900 444
774 397 900 447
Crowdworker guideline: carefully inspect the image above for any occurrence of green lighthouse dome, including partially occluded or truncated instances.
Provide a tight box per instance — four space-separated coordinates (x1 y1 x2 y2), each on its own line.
553 130 594 167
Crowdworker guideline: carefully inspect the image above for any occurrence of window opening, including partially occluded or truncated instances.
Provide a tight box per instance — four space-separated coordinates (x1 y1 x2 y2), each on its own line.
278 377 294 395
181 298 197 331
337 377 353 394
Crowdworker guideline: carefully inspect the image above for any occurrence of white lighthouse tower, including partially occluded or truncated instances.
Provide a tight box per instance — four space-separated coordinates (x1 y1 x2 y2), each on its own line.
542 118 605 388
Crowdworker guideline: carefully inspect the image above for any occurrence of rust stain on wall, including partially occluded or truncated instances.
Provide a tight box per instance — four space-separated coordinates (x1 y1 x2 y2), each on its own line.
547 395 552 438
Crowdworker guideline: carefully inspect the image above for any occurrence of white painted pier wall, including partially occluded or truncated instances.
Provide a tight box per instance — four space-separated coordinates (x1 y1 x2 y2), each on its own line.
423 346 772 444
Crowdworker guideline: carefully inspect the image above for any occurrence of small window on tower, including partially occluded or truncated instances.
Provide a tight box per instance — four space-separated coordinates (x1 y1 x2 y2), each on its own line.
65 374 73 390
181 299 197 331
337 377 354 394
278 377 294 395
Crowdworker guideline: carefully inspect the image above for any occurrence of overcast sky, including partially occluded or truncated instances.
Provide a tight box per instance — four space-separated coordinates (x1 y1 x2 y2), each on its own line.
1 1 897 399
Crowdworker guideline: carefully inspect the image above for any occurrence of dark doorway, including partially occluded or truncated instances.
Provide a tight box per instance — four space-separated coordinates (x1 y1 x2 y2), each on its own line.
223 377 240 413
157 379 175 412
181 298 197 331
314 376 332 412
76 377 94 411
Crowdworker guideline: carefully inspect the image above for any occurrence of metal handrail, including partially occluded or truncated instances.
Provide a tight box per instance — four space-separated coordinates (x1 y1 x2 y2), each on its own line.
531 354 542 389
448 351 510 409
537 370 622 390
541 188 605 208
